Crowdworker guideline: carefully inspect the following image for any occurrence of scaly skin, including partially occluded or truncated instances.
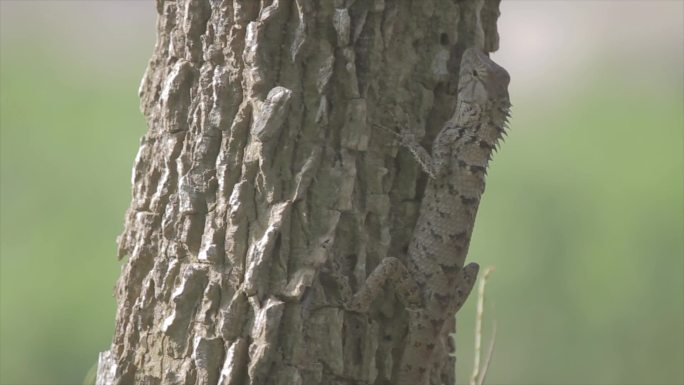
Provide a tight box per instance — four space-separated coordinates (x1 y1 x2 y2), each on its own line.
350 48 511 385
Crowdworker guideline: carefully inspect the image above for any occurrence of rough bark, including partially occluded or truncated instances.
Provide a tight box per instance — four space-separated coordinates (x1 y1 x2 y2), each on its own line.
98 1 503 384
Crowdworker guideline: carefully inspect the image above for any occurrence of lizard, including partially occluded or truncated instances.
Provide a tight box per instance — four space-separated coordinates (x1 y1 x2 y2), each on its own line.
348 47 511 385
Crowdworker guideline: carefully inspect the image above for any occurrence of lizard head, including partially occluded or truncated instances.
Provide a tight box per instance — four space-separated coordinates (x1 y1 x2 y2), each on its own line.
453 48 510 128
451 48 511 152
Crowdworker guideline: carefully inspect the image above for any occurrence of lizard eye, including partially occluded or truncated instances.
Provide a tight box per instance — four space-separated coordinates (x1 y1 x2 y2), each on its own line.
472 70 478 78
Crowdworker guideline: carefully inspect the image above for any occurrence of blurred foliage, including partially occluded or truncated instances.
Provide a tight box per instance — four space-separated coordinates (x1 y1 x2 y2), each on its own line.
1 5 682 385
0 26 147 385
455 62 684 384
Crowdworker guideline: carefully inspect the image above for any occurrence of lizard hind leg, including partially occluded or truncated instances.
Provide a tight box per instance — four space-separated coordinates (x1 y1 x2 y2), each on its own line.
347 257 422 313
450 262 480 315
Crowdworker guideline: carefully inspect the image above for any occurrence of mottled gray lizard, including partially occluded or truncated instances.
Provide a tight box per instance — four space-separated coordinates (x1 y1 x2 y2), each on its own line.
348 48 511 385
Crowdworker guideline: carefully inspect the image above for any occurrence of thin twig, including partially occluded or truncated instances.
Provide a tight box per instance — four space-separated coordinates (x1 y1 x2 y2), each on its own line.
470 266 496 385
478 317 497 385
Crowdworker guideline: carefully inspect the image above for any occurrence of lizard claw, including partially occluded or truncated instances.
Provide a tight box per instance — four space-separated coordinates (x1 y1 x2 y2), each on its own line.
373 122 400 138
372 122 419 148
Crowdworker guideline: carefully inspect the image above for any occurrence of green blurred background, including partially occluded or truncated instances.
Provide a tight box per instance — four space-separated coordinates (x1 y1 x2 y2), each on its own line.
0 1 682 384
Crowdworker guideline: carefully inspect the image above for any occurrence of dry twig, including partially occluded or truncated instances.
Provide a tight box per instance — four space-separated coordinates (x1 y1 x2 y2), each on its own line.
470 266 497 385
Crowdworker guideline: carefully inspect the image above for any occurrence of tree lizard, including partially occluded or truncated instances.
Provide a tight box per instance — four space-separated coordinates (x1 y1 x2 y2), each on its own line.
348 48 511 385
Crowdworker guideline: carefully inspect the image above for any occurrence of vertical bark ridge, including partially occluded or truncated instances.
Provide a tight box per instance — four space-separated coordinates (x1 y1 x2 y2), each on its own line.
101 1 503 384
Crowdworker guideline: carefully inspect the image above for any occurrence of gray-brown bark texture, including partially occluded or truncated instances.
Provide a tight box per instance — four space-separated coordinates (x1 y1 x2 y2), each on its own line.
98 1 504 384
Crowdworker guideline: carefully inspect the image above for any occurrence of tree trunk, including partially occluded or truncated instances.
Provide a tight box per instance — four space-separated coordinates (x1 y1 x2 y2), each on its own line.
98 1 504 384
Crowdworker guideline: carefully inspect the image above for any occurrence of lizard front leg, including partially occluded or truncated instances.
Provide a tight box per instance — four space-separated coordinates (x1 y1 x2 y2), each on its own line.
374 123 443 179
375 122 467 180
